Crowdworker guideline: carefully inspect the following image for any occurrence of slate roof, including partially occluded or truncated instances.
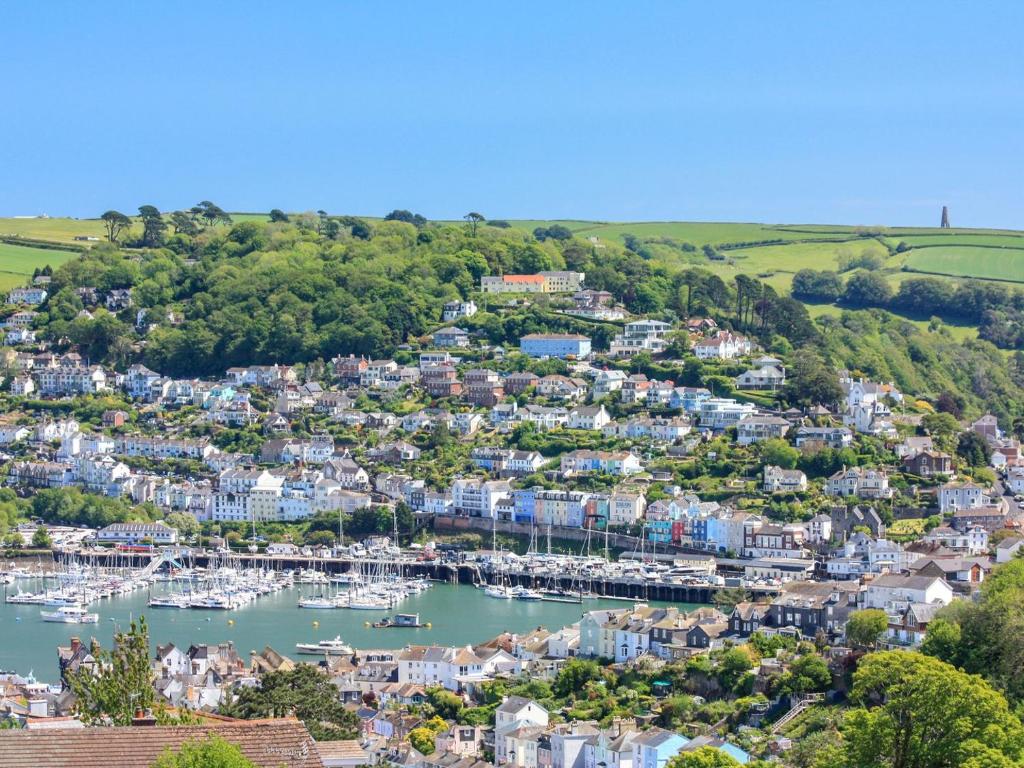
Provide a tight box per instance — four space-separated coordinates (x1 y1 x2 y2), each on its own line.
0 718 323 768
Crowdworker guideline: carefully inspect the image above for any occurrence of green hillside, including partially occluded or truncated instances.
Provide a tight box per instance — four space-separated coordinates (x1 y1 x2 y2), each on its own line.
0 213 1021 330
0 241 81 291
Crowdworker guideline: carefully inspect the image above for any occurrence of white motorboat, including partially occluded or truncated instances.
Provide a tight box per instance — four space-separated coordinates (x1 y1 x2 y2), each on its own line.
41 605 99 624
5 590 45 604
148 595 188 608
346 597 390 610
297 597 338 609
295 636 353 655
513 587 543 601
44 594 82 607
484 584 514 600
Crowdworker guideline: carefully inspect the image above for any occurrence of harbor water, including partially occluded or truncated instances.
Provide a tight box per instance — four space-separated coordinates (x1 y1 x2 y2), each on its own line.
0 580 695 684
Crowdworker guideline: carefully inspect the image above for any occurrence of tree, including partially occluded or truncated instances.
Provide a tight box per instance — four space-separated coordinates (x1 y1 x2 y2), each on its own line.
305 529 336 548
842 651 1024 768
151 735 259 768
957 430 992 468
67 617 155 725
165 512 200 538
845 609 888 649
101 210 132 243
463 212 485 236
792 269 843 301
409 726 437 755
31 526 52 549
666 747 742 768
192 201 232 228
717 647 755 691
169 211 199 237
554 658 604 697
920 412 961 451
777 653 831 695
935 391 965 417
760 439 800 470
841 271 892 307
269 209 290 223
138 205 167 248
219 665 359 741
784 347 843 408
350 220 373 240
426 687 463 720
384 209 427 227
919 617 963 665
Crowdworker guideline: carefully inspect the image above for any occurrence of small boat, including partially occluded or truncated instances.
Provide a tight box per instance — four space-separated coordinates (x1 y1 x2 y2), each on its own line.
372 613 427 628
513 587 543 601
346 597 390 610
41 605 99 624
5 590 45 604
297 597 338 609
147 595 188 608
295 636 353 655
484 584 514 600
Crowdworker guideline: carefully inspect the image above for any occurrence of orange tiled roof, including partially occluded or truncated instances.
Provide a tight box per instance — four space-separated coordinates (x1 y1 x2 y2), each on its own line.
0 718 323 768
503 274 545 283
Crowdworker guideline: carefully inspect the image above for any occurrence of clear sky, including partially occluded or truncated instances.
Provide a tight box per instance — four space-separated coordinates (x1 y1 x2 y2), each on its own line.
2 2 1022 227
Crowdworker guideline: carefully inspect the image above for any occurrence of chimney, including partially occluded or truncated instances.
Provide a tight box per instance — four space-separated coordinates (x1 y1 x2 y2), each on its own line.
132 708 157 726
28 699 48 718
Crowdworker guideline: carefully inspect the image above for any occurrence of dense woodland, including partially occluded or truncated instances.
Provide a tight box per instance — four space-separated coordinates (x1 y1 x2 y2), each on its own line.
20 206 1024 426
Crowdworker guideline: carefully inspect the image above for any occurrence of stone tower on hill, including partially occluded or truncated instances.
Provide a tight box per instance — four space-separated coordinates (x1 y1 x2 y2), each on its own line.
940 205 951 228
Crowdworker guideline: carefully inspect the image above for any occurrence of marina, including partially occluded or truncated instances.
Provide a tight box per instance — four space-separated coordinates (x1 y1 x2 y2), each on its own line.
0 568 692 683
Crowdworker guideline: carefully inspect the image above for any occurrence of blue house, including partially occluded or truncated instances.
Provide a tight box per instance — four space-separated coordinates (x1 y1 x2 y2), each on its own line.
690 517 709 547
519 333 592 359
633 729 690 768
512 488 537 523
680 736 751 765
671 386 712 413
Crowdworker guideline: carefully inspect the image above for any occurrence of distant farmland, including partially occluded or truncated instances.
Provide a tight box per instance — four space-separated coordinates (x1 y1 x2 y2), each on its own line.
0 241 81 290
903 245 1024 284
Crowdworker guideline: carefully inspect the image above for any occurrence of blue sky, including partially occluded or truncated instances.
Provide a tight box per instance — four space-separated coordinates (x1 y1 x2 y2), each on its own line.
2 2 1022 227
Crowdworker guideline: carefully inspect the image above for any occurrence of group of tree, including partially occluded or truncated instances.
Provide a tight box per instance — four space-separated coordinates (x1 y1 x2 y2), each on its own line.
218 664 360 741
921 557 1024 705
100 201 232 246
793 268 1024 349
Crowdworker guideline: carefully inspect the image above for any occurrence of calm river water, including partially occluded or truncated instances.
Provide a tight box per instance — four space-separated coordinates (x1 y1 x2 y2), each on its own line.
0 580 695 684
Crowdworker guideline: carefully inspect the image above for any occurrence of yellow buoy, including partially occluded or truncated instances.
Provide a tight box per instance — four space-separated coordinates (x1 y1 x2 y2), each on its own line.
364 621 370 627
227 619 234 626
425 622 432 629
313 620 319 627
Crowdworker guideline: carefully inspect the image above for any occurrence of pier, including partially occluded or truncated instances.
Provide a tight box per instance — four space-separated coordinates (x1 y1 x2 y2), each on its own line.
57 548 783 605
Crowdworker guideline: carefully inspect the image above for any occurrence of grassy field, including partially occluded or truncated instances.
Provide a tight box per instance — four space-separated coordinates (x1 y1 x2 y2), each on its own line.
893 234 1024 247
0 216 106 244
0 242 81 291
711 239 892 291
903 246 1024 284
554 220 856 247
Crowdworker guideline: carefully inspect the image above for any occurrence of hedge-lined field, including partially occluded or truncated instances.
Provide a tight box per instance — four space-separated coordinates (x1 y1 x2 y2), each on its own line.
904 246 1024 283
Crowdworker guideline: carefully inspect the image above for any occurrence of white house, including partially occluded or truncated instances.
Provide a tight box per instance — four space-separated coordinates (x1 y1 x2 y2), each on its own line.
494 697 550 764
938 481 990 513
762 466 807 493
97 522 178 545
862 574 954 612
568 405 612 431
